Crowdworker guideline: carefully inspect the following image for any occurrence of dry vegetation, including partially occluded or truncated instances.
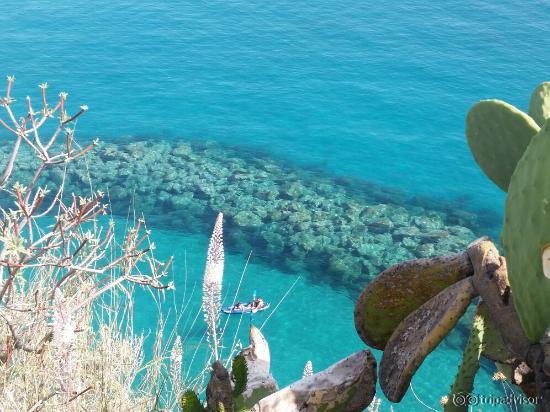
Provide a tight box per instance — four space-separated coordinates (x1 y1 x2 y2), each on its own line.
0 77 199 411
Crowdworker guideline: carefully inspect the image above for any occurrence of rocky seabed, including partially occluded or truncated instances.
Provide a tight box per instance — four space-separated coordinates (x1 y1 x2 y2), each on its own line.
4 140 481 295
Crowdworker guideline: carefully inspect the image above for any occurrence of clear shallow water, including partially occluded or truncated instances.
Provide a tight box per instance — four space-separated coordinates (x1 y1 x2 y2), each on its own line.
138 226 503 411
2 0 548 410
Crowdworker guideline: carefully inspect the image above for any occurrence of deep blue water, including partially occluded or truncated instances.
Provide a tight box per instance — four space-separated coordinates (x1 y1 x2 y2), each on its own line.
3 0 549 410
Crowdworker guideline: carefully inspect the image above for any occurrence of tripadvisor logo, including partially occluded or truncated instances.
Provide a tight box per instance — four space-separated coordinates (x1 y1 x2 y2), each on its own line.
450 392 540 407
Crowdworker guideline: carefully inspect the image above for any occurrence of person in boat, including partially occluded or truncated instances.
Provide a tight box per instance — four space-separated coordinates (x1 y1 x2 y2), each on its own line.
251 297 265 309
233 301 244 310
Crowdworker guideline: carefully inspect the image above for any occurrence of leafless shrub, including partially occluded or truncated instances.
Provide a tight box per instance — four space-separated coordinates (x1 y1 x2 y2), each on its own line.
0 77 179 411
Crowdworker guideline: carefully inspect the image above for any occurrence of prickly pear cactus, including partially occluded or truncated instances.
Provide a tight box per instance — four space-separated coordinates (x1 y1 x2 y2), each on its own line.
231 354 247 397
466 99 540 191
502 119 550 342
234 325 278 411
182 390 206 412
529 82 550 127
476 302 514 364
354 253 473 349
379 277 477 402
445 314 484 412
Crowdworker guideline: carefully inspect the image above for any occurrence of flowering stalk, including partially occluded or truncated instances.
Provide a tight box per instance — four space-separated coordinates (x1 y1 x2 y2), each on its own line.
202 213 224 361
170 335 183 400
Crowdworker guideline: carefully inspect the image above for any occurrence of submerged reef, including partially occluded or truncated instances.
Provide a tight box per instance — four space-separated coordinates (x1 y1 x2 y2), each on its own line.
3 139 482 295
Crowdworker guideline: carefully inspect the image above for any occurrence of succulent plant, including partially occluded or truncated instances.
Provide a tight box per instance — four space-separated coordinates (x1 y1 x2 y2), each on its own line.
233 325 278 411
186 323 377 412
182 390 206 412
354 252 473 350
502 119 550 342
466 99 539 191
355 237 536 405
379 277 477 401
465 82 550 192
464 82 550 343
353 83 550 407
231 354 247 398
476 302 514 365
444 311 485 412
528 82 550 126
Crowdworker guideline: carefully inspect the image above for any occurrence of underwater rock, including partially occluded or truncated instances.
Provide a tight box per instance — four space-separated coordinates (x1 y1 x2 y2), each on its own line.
401 237 417 249
172 195 197 211
391 226 420 241
233 211 263 228
290 232 317 253
262 230 286 255
419 230 450 243
368 217 394 234
415 243 435 258
413 215 444 231
359 204 386 220
0 139 482 296
356 241 387 260
448 225 475 238
387 206 411 227
281 182 306 199
328 256 363 278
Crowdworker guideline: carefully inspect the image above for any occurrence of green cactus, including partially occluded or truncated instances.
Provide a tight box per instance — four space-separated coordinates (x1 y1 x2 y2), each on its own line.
231 354 247 397
228 352 262 412
233 325 278 411
466 99 540 191
182 390 206 412
379 277 477 402
476 302 514 364
445 314 485 412
234 387 275 412
354 252 473 350
502 118 550 342
529 82 550 127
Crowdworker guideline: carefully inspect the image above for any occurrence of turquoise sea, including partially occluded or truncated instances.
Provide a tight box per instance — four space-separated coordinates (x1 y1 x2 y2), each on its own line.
3 0 550 410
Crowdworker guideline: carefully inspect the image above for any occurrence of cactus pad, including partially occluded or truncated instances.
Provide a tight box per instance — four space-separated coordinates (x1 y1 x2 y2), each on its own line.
502 119 550 342
529 82 550 127
354 252 473 349
379 277 477 402
466 99 540 191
